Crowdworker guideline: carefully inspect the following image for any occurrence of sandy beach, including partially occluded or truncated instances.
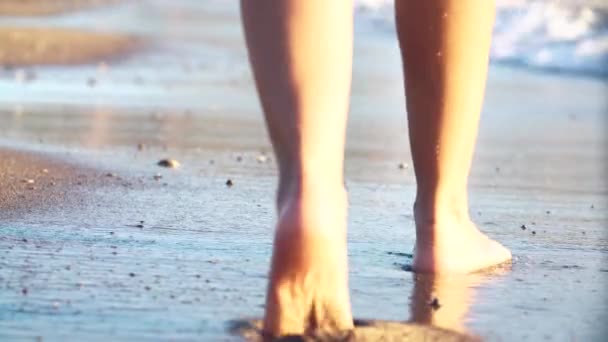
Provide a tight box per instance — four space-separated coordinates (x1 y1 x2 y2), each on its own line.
0 1 607 341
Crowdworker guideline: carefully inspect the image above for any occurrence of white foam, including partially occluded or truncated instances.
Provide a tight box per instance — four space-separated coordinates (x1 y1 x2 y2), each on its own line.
355 0 608 76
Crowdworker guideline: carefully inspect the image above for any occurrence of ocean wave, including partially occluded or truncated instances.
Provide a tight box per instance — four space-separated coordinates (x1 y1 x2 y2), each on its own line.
355 0 608 77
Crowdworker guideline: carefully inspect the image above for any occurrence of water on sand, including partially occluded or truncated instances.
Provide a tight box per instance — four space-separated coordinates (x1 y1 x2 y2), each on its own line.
0 0 606 341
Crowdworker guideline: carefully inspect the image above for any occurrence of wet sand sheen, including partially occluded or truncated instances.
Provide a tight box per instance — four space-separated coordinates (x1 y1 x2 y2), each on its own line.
0 0 605 340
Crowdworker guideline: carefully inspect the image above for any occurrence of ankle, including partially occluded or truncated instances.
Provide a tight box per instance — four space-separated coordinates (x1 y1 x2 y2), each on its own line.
276 173 345 210
413 191 470 226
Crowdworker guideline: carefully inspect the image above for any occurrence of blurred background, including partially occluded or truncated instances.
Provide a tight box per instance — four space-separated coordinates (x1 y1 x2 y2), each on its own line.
0 0 605 179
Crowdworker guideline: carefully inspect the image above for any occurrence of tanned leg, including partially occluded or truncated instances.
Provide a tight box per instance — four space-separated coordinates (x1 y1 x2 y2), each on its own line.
396 0 511 273
241 0 354 336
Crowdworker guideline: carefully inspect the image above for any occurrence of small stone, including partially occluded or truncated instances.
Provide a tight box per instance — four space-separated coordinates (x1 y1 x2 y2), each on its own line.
144 286 151 291
22 238 28 243
97 61 109 72
105 173 116 177
137 143 145 151
256 154 268 163
22 179 35 184
398 162 408 170
546 210 551 214
22 288 28 295
429 297 441 310
135 224 144 228
236 156 243 162
129 272 136 277
41 169 48 173
532 231 536 235
590 204 594 209
226 179 233 187
153 174 162 181
520 224 526 230
157 159 180 168
14 69 26 83
109 231 114 235
52 302 60 309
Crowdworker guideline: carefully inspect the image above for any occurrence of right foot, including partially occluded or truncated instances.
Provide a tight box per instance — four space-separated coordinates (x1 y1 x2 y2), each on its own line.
263 186 354 337
412 205 512 274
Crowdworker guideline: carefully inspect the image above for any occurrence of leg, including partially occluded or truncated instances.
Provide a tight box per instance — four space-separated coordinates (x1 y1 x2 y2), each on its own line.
241 0 353 336
396 0 511 273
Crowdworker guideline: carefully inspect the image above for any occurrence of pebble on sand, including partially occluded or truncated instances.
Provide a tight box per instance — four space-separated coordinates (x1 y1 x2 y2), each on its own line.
256 154 268 163
157 159 180 168
226 179 234 187
429 298 441 310
22 288 28 295
137 143 145 151
521 224 527 230
398 162 408 170
21 179 35 184
14 69 36 83
153 174 163 181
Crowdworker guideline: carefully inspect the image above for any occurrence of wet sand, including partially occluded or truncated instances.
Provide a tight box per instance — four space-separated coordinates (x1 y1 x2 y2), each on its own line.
230 319 478 341
0 148 109 219
0 1 607 341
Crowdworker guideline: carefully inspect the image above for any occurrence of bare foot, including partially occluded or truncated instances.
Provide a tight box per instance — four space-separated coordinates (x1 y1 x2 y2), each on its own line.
263 186 354 337
412 205 512 274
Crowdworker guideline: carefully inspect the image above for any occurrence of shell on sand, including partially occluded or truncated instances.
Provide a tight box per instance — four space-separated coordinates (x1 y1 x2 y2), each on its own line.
0 27 139 66
229 319 478 342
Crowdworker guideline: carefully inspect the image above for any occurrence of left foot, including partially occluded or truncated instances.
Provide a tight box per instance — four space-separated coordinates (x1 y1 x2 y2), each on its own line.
263 185 354 337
